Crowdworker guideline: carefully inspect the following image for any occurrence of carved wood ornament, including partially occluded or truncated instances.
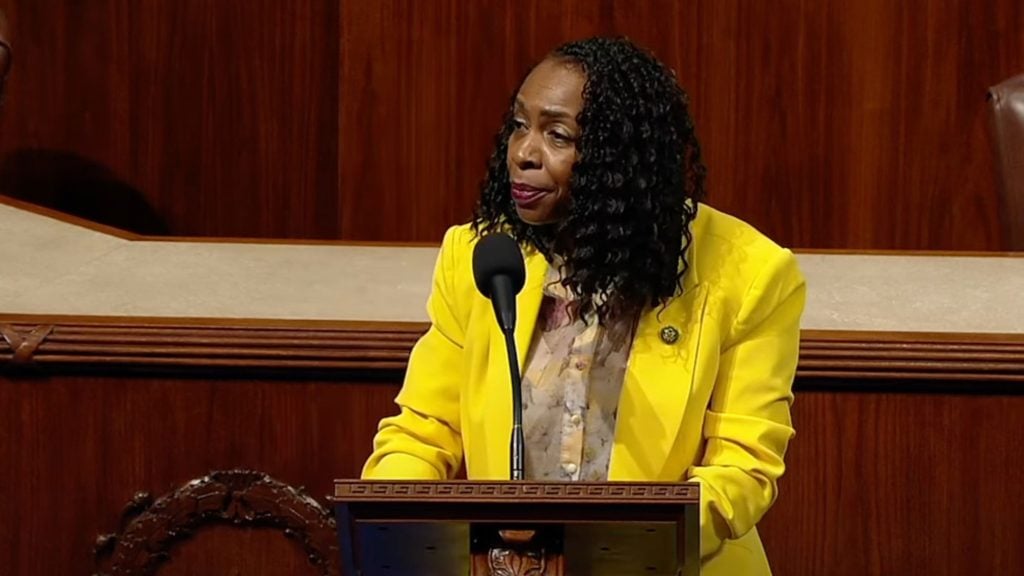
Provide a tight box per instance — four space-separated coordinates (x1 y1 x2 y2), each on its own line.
488 547 547 576
93 470 339 576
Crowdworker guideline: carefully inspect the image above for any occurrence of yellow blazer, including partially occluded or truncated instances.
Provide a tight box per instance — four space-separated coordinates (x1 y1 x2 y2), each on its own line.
363 204 806 575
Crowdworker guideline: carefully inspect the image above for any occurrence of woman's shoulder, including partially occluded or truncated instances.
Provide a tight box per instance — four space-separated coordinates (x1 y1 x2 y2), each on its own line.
692 204 786 257
439 222 478 250
433 223 490 299
690 203 803 297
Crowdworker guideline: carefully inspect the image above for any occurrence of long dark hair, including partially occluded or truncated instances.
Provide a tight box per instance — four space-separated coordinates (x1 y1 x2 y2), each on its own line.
473 37 707 322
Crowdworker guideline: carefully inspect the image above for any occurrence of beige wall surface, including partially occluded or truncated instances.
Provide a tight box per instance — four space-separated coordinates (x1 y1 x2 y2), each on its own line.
3 203 1022 333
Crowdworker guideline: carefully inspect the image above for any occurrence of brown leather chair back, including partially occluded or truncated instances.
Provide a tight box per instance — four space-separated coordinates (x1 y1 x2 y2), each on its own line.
988 73 1024 250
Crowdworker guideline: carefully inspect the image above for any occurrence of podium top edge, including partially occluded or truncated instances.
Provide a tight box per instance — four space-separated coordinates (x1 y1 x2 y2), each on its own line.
329 480 699 504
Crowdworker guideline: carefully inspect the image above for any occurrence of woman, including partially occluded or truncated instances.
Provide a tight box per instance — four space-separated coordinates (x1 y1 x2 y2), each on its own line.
363 37 805 574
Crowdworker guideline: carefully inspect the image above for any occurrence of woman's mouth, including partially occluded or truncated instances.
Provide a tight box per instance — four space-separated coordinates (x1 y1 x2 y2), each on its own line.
511 183 552 206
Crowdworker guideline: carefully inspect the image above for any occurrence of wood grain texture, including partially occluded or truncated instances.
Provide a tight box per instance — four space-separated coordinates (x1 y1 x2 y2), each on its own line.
0 0 339 237
155 527 325 576
3 372 1024 575
0 320 423 371
1 1 1022 247
4 319 1024 382
0 373 396 575
338 0 1024 248
798 330 1024 382
760 389 1024 576
2 332 1024 574
0 315 1019 569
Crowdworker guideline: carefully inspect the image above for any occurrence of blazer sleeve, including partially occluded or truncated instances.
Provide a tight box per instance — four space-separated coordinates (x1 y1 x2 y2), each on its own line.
361 226 468 480
687 247 806 558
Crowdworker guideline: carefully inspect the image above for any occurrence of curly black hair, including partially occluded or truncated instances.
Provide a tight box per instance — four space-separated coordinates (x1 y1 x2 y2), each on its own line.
472 36 707 323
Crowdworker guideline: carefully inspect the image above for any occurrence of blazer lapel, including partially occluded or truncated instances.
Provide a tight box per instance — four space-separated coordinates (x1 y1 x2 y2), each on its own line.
478 222 710 482
608 284 709 480
514 249 549 371
609 217 708 481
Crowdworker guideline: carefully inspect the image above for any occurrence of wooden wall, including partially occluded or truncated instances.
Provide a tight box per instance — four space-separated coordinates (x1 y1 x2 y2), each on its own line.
0 0 340 237
3 319 1024 575
0 373 385 575
1 1 1023 248
761 387 1024 575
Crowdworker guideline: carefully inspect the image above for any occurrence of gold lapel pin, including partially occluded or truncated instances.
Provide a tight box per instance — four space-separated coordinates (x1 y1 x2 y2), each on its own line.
660 326 680 344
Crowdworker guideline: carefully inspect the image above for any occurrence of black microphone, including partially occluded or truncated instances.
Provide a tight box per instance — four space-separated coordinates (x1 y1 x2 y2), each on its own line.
472 232 527 481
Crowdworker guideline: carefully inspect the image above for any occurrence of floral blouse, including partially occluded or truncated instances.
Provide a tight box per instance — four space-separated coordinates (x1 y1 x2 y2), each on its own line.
520 265 637 481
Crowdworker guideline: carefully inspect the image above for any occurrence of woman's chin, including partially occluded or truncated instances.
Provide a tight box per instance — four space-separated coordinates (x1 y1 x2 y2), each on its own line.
515 206 559 226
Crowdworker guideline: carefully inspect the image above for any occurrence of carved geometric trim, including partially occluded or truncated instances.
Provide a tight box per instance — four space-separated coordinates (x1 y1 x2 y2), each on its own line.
0 319 422 371
332 481 699 505
0 323 53 364
94 470 339 576
2 316 1023 383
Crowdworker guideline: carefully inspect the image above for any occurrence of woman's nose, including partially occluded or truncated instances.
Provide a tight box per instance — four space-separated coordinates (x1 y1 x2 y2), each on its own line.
511 131 542 170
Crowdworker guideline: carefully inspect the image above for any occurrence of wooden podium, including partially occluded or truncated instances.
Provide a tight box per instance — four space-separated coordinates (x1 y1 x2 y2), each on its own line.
331 480 700 575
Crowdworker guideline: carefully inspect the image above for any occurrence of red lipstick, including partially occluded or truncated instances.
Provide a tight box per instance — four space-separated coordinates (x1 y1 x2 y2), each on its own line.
511 182 551 206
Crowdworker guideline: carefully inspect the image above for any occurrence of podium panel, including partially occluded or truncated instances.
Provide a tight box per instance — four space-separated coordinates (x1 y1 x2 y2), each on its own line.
331 481 700 576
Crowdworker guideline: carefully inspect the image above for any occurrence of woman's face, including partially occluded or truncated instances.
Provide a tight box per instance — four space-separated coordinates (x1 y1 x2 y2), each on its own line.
506 58 585 225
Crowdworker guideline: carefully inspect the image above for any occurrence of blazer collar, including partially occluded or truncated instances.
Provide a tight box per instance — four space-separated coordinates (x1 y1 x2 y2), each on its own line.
513 246 550 371
512 206 706 384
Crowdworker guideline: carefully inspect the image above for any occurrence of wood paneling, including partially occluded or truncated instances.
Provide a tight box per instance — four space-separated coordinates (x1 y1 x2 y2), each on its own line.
761 389 1024 576
1 1 1021 247
158 527 324 576
0 373 395 575
3 317 1024 574
0 0 339 237
339 0 1024 248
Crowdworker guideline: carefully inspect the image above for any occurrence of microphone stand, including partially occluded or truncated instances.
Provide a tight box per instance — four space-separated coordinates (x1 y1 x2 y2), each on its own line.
501 325 525 481
490 274 525 481
473 233 528 483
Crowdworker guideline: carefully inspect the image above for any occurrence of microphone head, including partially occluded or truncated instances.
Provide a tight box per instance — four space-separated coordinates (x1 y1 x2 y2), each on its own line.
472 232 526 298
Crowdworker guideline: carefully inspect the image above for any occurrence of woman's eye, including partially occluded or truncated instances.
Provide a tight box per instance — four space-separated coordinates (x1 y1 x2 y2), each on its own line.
550 131 572 143
512 118 528 130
